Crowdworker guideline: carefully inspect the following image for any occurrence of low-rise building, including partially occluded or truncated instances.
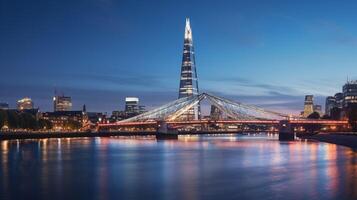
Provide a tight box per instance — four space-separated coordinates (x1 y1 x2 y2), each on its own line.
41 111 84 131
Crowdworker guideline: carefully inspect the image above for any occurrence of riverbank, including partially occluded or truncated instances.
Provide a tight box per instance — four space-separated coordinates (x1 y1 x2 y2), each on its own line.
301 133 357 149
0 131 156 140
0 130 276 140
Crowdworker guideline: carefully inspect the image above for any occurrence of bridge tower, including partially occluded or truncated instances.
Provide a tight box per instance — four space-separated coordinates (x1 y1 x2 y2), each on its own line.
278 120 295 140
178 18 201 121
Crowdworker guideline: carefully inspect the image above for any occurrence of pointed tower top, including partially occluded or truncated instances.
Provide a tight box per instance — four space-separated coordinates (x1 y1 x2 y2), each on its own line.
185 18 192 41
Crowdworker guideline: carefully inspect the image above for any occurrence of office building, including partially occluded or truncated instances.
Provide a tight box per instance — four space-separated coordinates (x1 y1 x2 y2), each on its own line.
334 92 343 109
303 95 314 117
210 105 222 120
313 105 322 116
178 18 200 120
17 97 34 110
343 80 357 108
125 97 139 115
325 96 336 116
41 111 84 130
54 95 72 111
111 111 128 121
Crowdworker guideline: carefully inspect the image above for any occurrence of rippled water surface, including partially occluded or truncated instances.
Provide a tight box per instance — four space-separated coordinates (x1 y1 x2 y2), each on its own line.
0 134 356 200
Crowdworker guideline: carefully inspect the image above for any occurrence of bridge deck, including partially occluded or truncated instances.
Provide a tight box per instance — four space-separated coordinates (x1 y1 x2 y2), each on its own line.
98 119 349 128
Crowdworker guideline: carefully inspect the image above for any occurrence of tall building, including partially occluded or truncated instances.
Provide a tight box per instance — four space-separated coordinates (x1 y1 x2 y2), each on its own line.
303 95 314 117
210 105 222 120
17 97 34 110
313 105 323 116
125 97 139 115
0 102 9 110
343 80 357 108
139 105 146 114
53 95 72 111
178 18 200 120
325 96 336 116
334 92 343 109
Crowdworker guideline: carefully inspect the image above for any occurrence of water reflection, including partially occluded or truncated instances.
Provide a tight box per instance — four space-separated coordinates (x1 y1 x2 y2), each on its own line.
0 134 356 200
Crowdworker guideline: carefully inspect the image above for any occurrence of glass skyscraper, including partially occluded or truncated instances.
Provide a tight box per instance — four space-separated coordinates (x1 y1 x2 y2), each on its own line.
178 18 200 120
343 80 357 108
125 97 139 115
303 95 314 117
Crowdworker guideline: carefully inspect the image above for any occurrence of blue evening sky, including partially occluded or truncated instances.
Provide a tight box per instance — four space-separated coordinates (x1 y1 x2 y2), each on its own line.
1 0 357 114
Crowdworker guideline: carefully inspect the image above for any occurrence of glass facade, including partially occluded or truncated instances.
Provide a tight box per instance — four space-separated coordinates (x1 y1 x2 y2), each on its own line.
343 81 357 107
125 97 139 115
303 95 314 117
178 18 200 120
334 92 343 109
325 96 336 116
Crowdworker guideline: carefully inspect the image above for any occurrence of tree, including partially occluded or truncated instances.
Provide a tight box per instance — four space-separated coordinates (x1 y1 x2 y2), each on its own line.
38 119 53 130
0 110 6 129
347 104 357 132
307 112 320 119
321 114 330 119
18 112 37 130
7 110 19 129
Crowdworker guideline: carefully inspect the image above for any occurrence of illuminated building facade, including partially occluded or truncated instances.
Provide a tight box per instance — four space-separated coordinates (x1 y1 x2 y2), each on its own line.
324 81 357 119
54 95 72 111
110 97 146 121
125 97 139 115
111 110 128 121
343 80 357 108
41 111 83 130
178 18 200 120
17 97 34 110
303 95 314 117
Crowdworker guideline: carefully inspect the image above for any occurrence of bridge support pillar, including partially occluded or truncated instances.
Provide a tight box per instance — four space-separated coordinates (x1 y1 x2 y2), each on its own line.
156 121 178 140
278 120 295 141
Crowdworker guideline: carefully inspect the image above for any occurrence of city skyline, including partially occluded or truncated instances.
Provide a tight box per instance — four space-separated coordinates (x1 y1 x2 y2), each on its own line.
2 1 357 114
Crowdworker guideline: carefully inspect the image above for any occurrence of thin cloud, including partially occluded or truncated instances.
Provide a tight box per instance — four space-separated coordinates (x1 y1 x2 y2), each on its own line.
204 76 299 96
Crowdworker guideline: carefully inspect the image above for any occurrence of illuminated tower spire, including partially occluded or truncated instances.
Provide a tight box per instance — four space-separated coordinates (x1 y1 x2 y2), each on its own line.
178 18 200 120
184 18 192 41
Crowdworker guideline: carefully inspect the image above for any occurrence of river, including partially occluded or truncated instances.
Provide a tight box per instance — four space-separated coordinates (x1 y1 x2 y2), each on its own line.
0 134 356 200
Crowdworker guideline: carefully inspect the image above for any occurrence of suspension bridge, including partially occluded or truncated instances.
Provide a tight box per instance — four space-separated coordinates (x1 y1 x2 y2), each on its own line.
98 93 348 139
